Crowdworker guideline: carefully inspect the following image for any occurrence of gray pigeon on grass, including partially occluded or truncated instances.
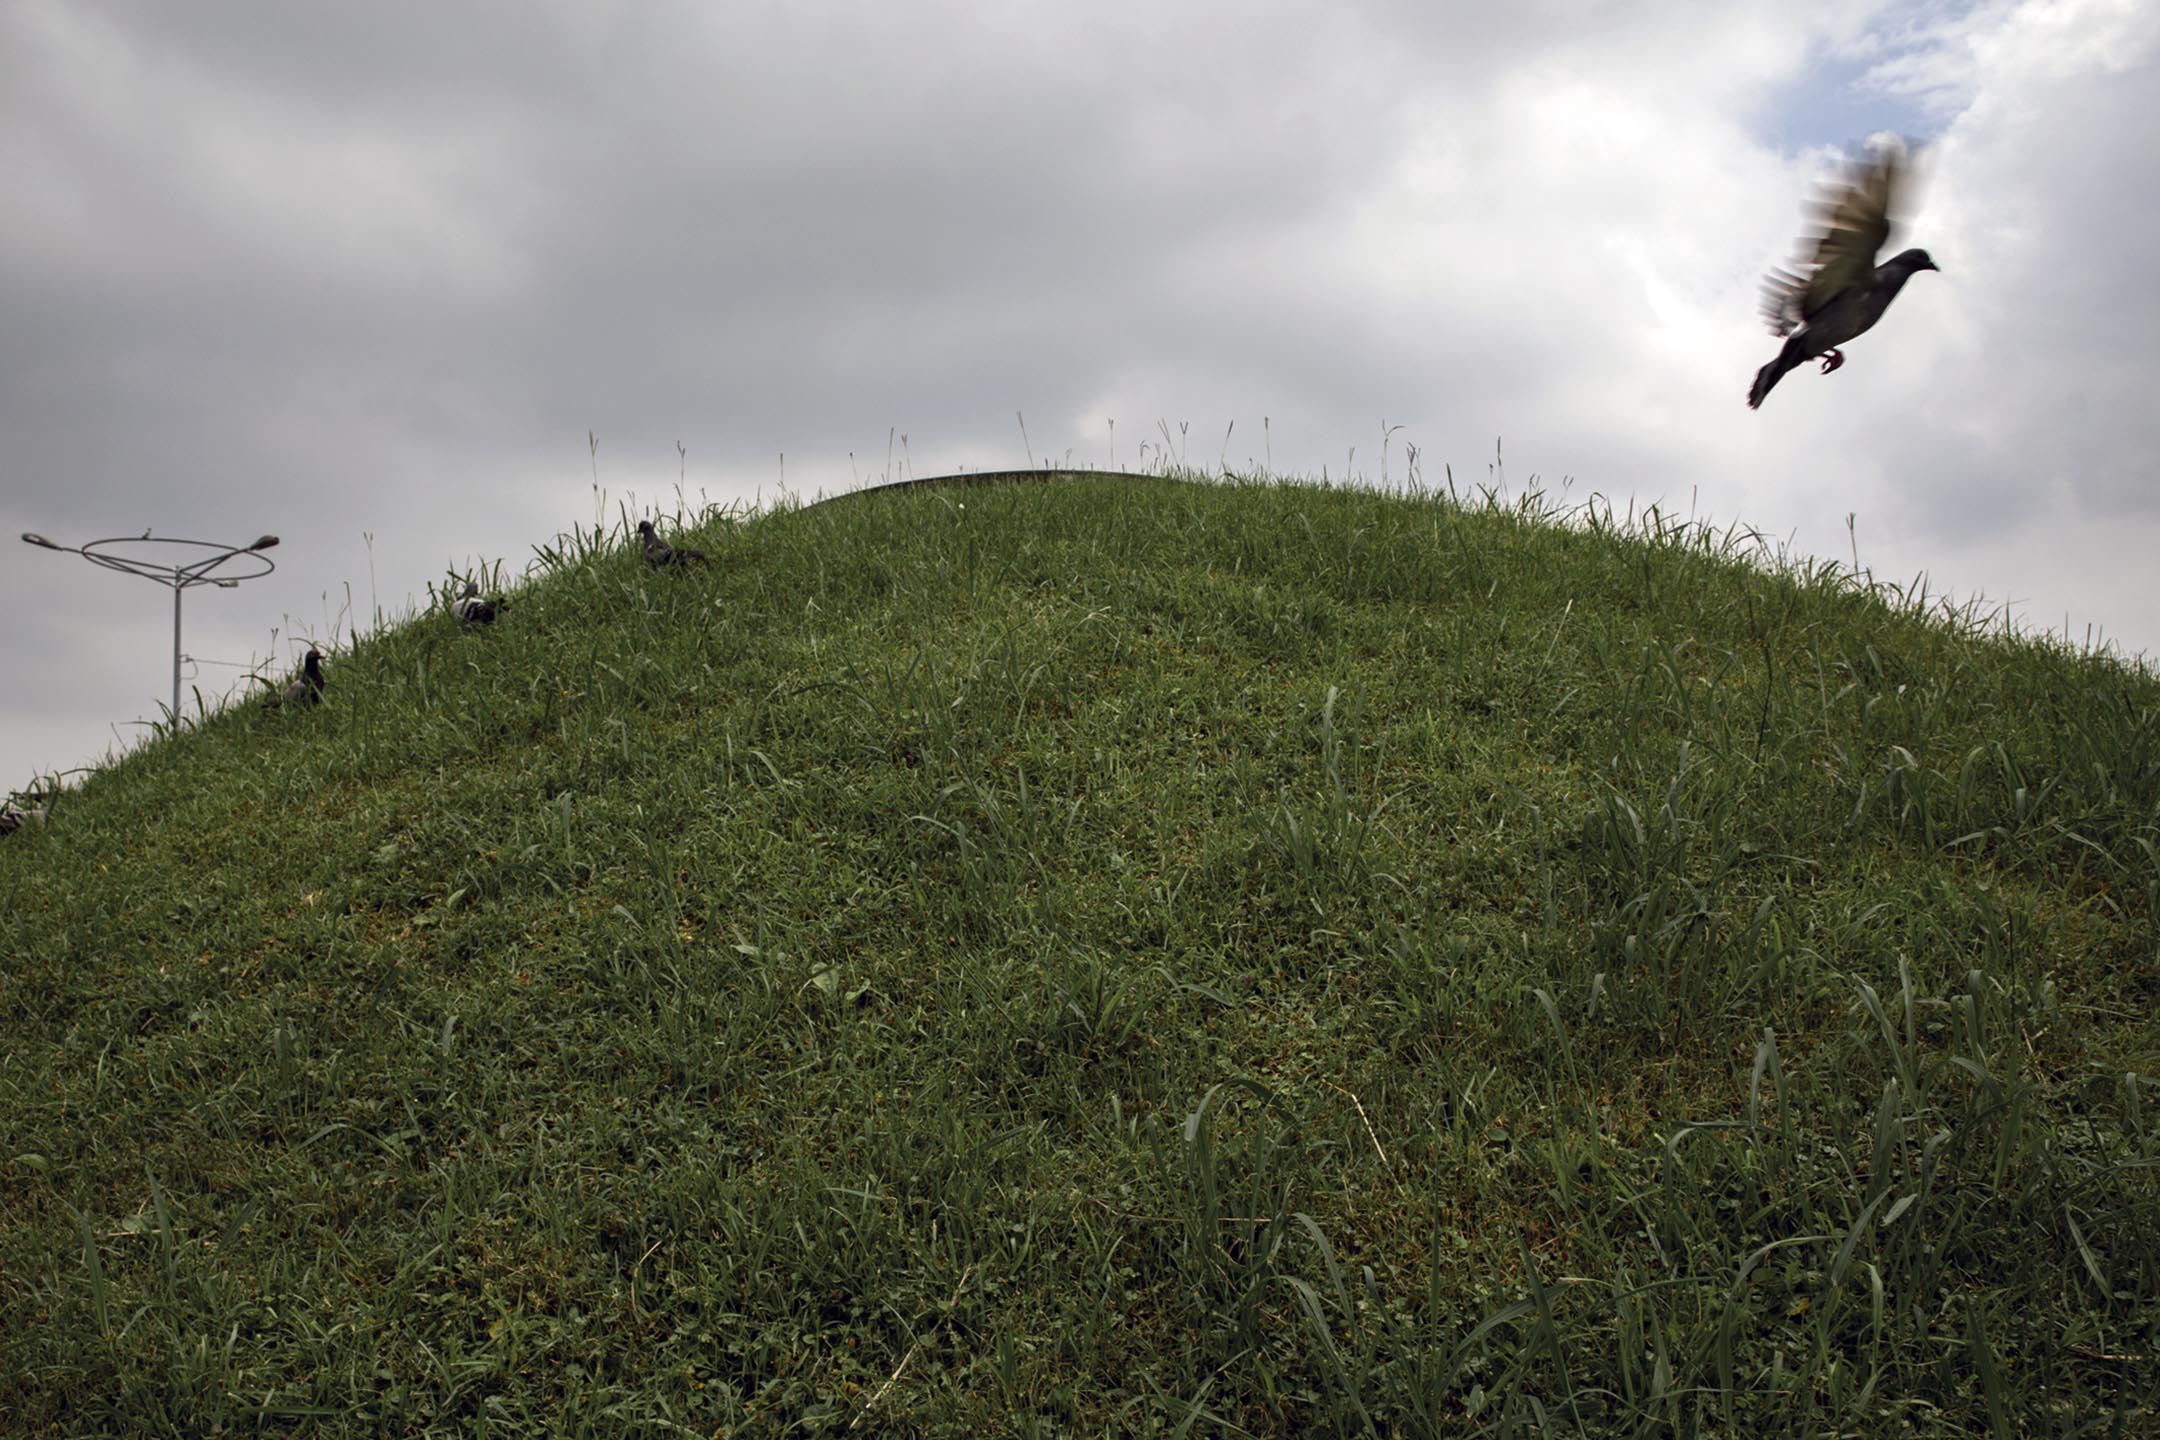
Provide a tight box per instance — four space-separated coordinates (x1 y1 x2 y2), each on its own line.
270 648 325 708
454 580 507 626
1748 140 1938 410
637 519 706 567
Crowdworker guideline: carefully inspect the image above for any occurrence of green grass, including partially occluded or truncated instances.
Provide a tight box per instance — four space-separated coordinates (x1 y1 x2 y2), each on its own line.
3 470 2157 1437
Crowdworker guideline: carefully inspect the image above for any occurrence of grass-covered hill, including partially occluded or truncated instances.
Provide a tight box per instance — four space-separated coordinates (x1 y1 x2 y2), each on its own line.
4 471 2157 1437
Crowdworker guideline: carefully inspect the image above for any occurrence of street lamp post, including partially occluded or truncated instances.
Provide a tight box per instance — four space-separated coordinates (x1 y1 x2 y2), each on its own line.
21 530 281 721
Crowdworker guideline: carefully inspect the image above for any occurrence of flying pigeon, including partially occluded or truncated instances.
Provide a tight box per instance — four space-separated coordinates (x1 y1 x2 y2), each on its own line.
271 648 326 708
637 519 706 568
1748 140 1938 410
454 580 507 626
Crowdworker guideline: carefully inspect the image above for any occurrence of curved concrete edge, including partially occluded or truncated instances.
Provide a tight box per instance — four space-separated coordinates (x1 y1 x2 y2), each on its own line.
795 468 1175 512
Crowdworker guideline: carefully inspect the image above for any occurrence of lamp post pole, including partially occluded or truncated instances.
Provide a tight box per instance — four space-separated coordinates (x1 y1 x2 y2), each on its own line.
21 530 281 722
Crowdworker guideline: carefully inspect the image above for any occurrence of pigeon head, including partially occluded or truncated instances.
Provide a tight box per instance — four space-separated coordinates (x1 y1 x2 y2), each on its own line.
1892 248 1939 274
637 520 655 536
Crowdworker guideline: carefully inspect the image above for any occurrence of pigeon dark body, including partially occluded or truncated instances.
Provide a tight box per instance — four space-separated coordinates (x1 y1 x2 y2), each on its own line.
276 648 326 708
1748 142 1938 410
454 580 506 626
637 519 706 567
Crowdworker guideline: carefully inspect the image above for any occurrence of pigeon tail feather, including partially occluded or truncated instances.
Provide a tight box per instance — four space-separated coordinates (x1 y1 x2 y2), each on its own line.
1748 341 1802 410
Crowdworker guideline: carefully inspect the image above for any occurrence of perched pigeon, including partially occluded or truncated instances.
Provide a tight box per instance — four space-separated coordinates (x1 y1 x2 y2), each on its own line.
272 648 326 708
454 580 507 626
637 519 706 568
1748 141 1938 410
0 806 41 836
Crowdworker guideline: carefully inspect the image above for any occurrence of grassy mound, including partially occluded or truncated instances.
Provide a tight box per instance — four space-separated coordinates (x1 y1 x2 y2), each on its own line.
4 472 2156 1436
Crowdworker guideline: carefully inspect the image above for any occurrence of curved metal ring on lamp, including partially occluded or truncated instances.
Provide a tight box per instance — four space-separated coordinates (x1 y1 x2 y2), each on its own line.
21 529 283 721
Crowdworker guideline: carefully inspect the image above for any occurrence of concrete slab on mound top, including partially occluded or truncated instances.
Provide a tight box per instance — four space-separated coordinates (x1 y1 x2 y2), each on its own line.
805 469 1165 510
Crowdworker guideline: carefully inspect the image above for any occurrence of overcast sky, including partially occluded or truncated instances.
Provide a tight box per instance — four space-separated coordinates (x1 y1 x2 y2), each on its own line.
5 0 2156 785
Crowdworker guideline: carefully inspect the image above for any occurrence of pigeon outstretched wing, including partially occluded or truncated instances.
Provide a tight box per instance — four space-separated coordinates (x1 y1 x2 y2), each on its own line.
1760 140 1905 337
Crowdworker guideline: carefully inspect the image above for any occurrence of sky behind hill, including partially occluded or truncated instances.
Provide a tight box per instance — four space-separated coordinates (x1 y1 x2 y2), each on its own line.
4 0 2156 781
